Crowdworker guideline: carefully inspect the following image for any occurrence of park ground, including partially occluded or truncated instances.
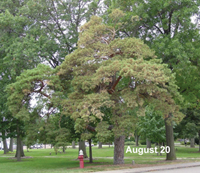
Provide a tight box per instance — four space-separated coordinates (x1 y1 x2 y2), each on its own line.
0 144 200 173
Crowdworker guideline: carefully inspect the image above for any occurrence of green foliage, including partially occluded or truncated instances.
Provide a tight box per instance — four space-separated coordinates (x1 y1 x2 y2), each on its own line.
1 0 104 155
96 121 114 143
0 0 101 69
175 108 200 139
6 64 55 120
185 123 198 138
138 106 166 143
139 139 147 145
111 0 200 109
0 0 42 145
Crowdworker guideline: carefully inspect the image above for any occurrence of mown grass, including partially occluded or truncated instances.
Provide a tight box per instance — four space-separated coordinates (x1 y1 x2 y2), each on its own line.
0 145 199 173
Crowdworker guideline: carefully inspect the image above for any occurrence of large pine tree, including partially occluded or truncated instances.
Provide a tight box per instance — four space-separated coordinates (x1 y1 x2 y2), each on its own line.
58 12 184 164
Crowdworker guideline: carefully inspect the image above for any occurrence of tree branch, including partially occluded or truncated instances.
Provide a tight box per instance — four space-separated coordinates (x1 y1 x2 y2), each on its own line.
32 80 51 99
108 76 122 94
153 24 164 34
86 124 113 132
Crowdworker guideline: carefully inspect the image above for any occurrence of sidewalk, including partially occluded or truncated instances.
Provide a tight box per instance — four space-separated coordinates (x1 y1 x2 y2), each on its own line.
94 162 200 173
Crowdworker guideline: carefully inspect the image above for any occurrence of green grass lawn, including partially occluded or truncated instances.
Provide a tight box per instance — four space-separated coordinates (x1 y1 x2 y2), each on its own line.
0 145 200 173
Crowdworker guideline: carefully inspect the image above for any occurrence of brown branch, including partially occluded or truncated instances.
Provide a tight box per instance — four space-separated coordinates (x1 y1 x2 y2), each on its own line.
33 80 51 99
86 125 96 132
34 80 45 92
109 51 123 58
59 114 63 128
108 76 122 94
86 125 113 132
154 24 164 34
174 18 180 37
39 92 51 99
168 9 174 35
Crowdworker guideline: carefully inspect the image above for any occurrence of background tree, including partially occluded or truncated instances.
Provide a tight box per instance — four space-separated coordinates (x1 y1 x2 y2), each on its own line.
19 0 104 68
5 63 84 157
0 1 44 159
138 105 166 153
6 65 56 160
1 0 102 159
175 108 200 149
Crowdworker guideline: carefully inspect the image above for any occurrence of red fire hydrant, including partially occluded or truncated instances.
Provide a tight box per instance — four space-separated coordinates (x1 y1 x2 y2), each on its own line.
78 150 84 168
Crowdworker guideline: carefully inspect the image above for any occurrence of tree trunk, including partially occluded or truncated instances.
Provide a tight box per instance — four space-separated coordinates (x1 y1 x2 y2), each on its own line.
114 135 125 165
134 131 139 146
15 124 25 161
190 138 195 148
3 139 8 154
79 141 88 158
20 141 25 156
98 142 102 148
89 139 93 163
9 138 13 152
146 138 151 148
63 146 65 153
2 131 9 154
165 115 176 160
16 125 21 161
72 141 76 149
159 143 162 156
199 130 200 152
54 146 58 155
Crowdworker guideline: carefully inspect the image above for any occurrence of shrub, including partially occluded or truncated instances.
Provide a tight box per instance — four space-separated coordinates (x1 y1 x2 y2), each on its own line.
180 141 190 145
180 141 185 145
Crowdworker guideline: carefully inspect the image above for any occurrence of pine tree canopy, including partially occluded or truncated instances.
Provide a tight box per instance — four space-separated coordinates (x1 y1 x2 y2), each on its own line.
58 13 184 137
